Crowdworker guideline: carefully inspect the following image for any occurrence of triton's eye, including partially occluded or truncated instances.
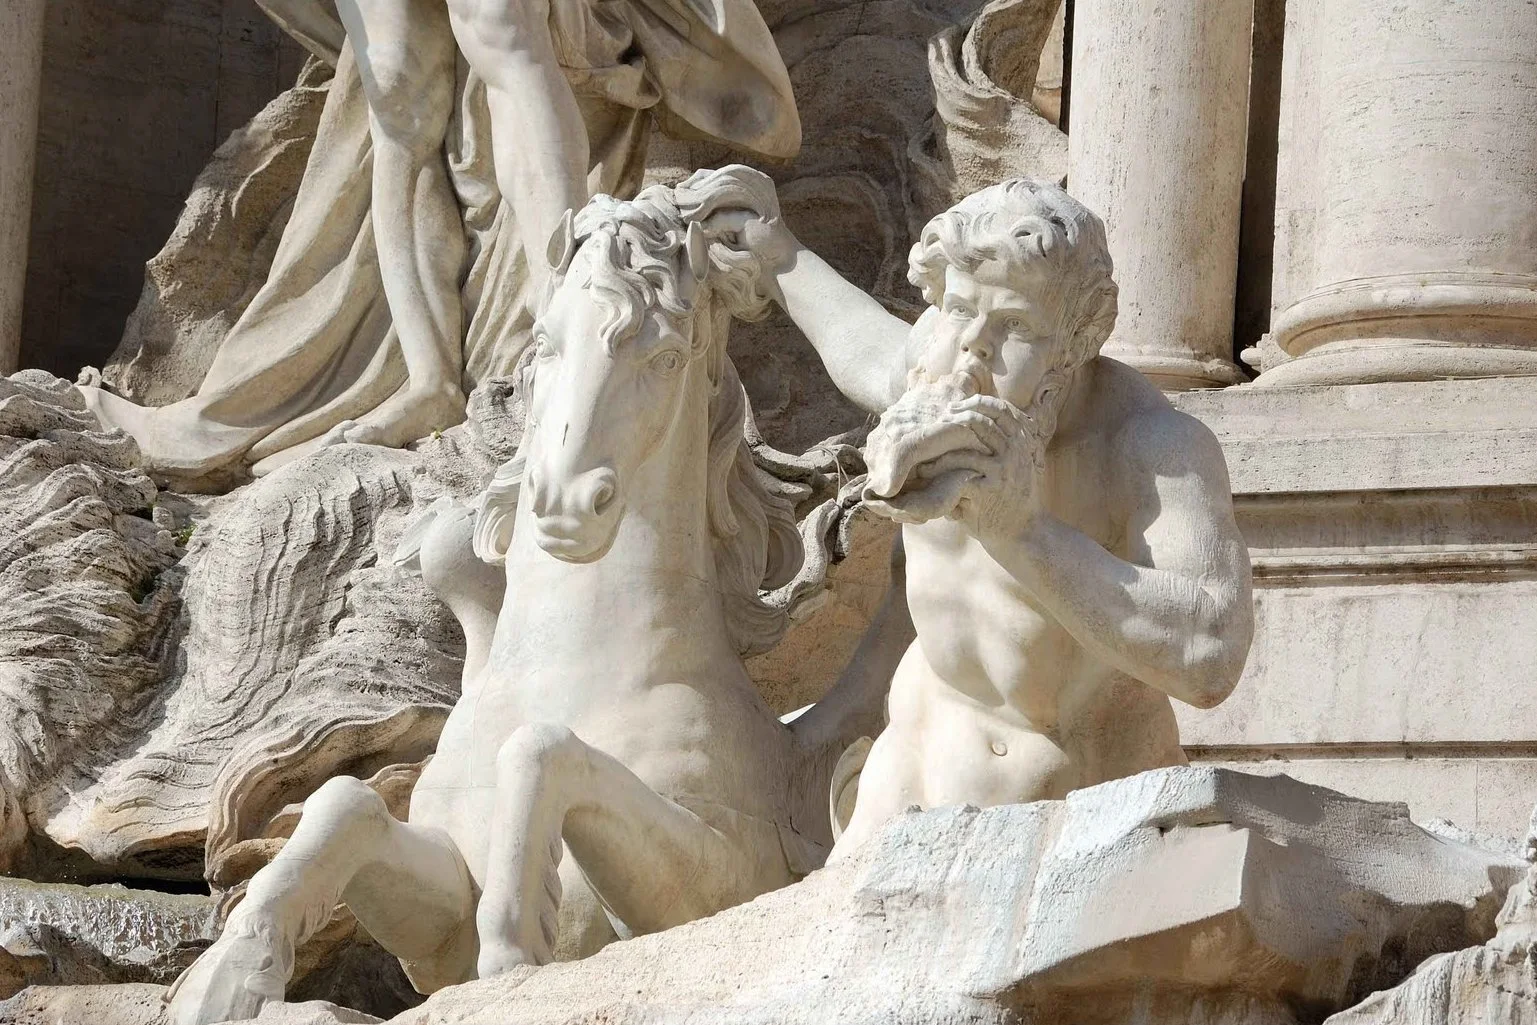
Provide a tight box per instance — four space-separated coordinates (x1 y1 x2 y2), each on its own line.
946 301 976 320
651 350 685 375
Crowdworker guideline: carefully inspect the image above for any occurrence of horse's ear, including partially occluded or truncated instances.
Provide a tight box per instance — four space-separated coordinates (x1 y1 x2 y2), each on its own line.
685 221 709 282
546 208 576 275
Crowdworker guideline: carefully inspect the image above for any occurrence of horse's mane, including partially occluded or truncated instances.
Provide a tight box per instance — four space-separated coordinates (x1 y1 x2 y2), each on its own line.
479 169 803 657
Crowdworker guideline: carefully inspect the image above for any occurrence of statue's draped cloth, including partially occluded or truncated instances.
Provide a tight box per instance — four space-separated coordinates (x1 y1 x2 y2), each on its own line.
95 0 796 484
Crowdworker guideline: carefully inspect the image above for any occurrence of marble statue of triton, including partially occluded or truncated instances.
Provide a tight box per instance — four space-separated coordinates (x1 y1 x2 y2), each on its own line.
706 174 1255 856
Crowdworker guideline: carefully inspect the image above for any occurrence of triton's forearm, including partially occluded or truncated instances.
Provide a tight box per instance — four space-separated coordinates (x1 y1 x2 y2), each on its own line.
767 242 910 414
988 515 1250 708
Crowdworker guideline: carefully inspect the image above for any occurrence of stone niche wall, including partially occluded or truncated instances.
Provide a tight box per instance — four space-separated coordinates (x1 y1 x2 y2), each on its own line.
19 0 303 380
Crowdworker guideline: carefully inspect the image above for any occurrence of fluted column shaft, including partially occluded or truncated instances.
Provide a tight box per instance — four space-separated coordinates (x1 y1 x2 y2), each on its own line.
1067 0 1252 389
1262 0 1537 387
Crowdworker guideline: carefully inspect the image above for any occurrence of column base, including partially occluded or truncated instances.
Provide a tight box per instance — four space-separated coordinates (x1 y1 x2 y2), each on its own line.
1261 272 1537 387
1255 341 1537 387
1101 349 1249 390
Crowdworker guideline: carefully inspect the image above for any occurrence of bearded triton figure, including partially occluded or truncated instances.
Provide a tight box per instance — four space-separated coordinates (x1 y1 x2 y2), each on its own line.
707 178 1254 855
83 0 798 487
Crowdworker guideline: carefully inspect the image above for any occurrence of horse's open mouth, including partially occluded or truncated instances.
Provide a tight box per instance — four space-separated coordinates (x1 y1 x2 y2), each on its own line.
532 514 621 564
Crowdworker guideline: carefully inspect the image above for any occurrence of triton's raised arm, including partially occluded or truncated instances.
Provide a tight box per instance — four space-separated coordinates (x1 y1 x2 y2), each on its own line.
710 209 912 414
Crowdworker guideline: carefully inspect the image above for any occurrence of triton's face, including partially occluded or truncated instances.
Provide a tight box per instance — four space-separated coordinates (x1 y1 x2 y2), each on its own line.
918 260 1062 411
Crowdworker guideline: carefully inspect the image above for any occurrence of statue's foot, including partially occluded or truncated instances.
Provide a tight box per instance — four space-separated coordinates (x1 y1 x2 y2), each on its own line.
343 380 466 450
164 920 291 1025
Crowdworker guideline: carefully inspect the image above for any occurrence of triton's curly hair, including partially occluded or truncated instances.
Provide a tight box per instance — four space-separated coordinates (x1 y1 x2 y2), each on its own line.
908 179 1119 377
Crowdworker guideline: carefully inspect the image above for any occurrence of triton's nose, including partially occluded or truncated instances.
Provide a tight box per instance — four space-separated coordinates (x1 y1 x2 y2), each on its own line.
958 322 994 361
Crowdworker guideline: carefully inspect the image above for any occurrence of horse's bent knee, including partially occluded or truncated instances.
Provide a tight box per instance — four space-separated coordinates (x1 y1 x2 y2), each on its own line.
304 775 392 829
495 723 584 783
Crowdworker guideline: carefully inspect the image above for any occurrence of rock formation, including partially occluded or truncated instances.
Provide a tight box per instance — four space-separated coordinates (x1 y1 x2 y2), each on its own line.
4 769 1524 1025
0 372 184 879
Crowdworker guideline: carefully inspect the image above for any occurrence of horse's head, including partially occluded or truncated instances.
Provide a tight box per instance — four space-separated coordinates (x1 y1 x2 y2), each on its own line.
474 167 804 654
519 196 707 561
519 170 779 563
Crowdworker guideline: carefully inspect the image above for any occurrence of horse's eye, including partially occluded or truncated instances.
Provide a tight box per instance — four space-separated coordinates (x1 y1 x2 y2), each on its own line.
651 350 684 375
535 335 556 360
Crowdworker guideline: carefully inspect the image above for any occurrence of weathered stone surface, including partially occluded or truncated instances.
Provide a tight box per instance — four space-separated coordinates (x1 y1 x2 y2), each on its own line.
0 368 523 879
1325 825 1537 1024
21 0 304 380
54 438 477 876
1170 377 1537 839
371 768 1519 1025
0 981 170 1025
0 371 184 878
0 879 215 999
0 877 418 1018
0 984 382 1025
102 60 333 407
7 768 1525 1025
0 0 43 375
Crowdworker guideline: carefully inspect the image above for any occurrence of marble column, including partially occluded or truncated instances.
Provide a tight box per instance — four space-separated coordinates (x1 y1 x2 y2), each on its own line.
1066 0 1251 389
0 0 46 375
1261 0 1537 387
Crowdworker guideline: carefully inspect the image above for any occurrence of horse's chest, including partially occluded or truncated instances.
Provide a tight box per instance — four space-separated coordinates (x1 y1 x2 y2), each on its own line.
428 661 715 787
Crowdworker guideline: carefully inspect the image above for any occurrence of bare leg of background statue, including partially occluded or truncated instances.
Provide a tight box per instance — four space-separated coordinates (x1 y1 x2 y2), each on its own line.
448 0 590 304
335 0 469 450
166 777 477 1025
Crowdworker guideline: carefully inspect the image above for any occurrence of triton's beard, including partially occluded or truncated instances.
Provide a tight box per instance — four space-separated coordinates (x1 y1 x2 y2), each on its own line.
860 367 1065 525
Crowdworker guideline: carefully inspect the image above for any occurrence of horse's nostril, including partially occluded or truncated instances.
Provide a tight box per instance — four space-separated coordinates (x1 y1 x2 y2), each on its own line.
591 480 616 516
526 472 547 516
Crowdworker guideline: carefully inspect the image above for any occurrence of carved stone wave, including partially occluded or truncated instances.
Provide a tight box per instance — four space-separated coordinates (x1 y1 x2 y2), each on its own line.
0 372 183 877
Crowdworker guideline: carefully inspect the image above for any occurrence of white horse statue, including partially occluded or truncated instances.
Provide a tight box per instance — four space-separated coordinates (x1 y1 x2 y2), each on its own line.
167 166 907 1024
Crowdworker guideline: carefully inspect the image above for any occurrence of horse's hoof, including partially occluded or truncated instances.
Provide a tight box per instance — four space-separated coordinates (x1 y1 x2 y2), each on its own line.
164 927 288 1025
476 941 540 978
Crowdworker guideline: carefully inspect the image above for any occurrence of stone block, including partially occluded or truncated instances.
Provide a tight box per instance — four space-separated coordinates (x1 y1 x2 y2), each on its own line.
370 767 1521 1024
7 767 1524 1024
1188 756 1537 840
0 877 215 999
1015 769 1523 1012
1171 378 1537 841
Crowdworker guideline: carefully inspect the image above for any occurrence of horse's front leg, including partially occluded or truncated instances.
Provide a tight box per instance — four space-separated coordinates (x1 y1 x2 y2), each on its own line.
168 776 477 1025
477 724 774 975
